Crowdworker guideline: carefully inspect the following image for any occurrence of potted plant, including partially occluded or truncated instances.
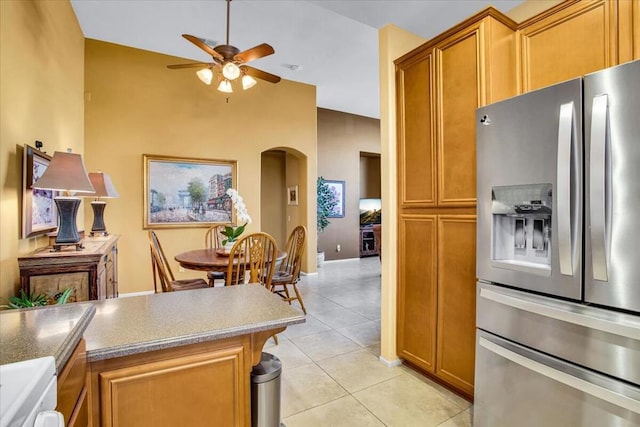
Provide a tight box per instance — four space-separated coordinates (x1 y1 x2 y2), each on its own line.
220 188 252 252
317 176 338 266
1 287 74 309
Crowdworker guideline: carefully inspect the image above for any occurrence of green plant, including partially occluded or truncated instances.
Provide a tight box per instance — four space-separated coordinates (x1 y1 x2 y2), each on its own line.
1 288 74 309
221 223 248 245
1 289 47 309
317 176 338 234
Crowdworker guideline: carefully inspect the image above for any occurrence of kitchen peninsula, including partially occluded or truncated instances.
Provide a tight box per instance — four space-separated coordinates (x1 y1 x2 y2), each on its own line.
1 285 304 427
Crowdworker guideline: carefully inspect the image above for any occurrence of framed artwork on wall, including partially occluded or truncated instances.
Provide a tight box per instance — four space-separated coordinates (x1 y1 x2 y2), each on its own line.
143 154 237 229
325 180 345 218
22 145 58 238
287 185 299 205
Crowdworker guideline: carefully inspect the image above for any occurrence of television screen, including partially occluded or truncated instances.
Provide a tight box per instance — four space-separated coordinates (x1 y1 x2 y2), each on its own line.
359 198 381 225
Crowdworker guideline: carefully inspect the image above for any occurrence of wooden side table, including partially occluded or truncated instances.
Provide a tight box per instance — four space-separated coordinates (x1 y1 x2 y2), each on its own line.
18 235 119 301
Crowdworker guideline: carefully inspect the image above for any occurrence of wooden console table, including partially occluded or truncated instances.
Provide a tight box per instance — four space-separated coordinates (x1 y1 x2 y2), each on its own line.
18 235 119 301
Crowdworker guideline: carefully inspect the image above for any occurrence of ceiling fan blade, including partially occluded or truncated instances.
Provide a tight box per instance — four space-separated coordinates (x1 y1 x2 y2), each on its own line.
242 66 281 84
167 62 214 69
234 43 275 64
182 34 224 61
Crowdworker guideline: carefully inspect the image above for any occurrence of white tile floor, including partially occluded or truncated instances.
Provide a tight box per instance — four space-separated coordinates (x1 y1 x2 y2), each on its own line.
264 257 472 427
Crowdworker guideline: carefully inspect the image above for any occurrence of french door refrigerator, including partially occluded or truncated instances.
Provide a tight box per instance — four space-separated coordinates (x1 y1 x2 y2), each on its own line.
474 59 640 426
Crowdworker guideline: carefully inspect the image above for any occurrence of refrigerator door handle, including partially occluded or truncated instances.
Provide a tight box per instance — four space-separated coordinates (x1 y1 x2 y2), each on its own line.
590 94 609 282
557 102 574 276
479 287 640 340
478 336 640 413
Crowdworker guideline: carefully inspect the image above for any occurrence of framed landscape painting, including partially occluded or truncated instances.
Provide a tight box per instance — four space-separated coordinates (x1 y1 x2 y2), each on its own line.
143 154 237 229
22 145 58 238
325 180 345 218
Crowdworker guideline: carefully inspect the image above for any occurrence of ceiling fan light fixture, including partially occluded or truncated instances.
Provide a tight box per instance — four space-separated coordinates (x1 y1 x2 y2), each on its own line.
196 68 213 85
242 74 257 90
222 62 241 80
217 79 233 93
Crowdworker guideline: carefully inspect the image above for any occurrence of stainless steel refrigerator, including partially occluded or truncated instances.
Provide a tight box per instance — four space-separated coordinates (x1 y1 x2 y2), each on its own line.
474 59 640 426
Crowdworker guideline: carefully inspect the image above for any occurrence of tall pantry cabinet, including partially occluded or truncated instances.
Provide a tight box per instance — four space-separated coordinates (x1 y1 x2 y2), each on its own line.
395 8 517 399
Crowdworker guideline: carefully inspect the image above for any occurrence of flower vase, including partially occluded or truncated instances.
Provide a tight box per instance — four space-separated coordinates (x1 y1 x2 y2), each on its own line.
223 241 235 254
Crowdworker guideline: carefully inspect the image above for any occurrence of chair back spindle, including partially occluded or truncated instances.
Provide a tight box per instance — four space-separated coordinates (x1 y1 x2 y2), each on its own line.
226 232 278 288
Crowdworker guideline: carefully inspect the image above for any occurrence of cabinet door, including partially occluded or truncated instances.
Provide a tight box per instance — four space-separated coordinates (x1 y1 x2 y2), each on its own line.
436 216 476 397
397 215 438 373
435 25 481 206
98 346 246 427
519 0 617 92
396 50 436 207
57 340 87 424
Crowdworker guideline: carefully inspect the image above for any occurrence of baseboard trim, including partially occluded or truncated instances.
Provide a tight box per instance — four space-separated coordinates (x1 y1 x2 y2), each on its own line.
118 290 155 298
379 355 402 367
323 257 360 263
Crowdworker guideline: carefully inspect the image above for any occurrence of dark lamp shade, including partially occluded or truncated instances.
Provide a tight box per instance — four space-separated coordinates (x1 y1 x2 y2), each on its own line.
87 172 120 198
31 151 95 194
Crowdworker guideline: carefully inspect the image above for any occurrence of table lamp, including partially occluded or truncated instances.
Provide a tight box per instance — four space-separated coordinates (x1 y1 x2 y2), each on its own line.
31 150 95 250
86 171 119 236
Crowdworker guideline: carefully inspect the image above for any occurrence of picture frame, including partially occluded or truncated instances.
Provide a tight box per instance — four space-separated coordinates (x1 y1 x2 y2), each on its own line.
143 154 237 229
325 180 345 218
287 185 299 205
22 145 58 238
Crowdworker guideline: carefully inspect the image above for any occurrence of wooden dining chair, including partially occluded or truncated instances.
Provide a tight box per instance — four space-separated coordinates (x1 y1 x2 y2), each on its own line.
148 230 209 293
270 225 307 314
225 232 278 288
204 224 227 285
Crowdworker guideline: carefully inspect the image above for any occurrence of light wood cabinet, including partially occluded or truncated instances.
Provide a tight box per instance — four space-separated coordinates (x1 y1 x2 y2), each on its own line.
88 334 268 427
518 0 637 92
57 339 89 427
395 8 516 400
397 215 438 373
397 8 517 209
435 216 476 395
396 50 436 207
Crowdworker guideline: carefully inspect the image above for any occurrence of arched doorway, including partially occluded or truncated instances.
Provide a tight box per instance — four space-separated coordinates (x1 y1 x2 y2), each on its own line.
260 147 313 273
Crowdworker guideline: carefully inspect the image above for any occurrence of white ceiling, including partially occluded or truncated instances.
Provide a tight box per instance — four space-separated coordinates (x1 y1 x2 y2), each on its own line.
70 0 524 119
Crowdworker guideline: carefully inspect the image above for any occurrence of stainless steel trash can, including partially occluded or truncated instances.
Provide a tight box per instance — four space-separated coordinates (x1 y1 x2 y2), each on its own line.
251 352 282 427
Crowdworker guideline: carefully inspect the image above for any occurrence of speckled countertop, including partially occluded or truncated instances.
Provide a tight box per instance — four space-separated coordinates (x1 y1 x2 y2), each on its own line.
0 303 96 372
84 284 305 362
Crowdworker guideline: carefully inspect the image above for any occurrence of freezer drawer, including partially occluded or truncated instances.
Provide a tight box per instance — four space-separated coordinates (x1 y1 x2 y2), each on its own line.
477 281 640 386
474 330 640 427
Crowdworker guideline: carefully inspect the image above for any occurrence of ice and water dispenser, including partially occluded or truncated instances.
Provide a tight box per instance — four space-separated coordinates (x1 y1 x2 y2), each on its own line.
491 184 552 276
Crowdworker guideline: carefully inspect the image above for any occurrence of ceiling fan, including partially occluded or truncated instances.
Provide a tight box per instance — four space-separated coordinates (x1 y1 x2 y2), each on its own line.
167 0 281 93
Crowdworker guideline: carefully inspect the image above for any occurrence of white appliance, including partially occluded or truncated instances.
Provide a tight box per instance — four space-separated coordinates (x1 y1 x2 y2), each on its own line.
0 357 64 427
474 59 640 425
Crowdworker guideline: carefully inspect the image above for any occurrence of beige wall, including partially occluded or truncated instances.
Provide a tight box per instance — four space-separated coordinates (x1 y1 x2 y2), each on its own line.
261 151 286 248
317 108 380 260
83 39 317 294
360 154 381 199
378 25 427 363
0 0 85 301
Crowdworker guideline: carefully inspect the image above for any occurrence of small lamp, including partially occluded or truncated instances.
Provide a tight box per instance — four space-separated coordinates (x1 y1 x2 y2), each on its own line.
31 150 95 250
86 171 119 236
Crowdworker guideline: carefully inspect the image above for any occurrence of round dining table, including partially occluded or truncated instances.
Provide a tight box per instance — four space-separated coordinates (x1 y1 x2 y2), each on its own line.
174 248 287 273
